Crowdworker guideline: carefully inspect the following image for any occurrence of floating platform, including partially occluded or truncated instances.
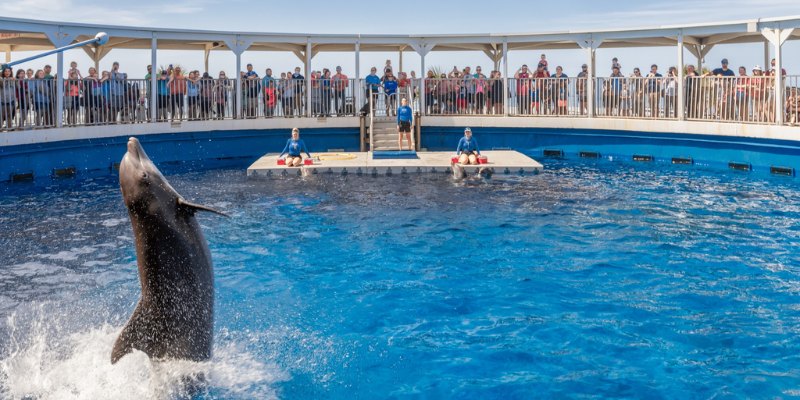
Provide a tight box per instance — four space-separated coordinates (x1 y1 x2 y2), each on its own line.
246 150 543 177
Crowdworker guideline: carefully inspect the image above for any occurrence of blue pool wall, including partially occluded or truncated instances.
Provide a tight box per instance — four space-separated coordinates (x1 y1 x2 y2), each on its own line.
2 126 800 181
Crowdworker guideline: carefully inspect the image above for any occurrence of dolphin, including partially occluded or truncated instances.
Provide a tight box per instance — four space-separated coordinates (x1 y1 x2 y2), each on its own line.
112 137 226 364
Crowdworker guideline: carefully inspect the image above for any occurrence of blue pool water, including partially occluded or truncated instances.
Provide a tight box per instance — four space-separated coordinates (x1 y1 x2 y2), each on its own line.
2 157 800 399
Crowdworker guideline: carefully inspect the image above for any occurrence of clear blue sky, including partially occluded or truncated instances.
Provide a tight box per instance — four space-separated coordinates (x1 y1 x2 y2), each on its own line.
2 0 799 78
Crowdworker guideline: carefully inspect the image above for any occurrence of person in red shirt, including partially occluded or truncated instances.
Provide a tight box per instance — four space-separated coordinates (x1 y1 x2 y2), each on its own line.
514 64 530 114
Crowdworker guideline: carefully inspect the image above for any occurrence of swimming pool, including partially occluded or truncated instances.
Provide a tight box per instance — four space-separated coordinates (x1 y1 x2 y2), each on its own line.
2 157 800 399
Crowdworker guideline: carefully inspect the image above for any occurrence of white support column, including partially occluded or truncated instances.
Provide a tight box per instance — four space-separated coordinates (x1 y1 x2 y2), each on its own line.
150 35 157 122
204 43 212 74
399 47 403 73
764 40 770 72
579 37 600 118
502 40 508 116
4 49 10 63
305 41 312 117
224 36 252 120
411 42 432 116
45 28 75 129
763 28 794 125
420 52 426 114
355 41 361 108
677 33 685 121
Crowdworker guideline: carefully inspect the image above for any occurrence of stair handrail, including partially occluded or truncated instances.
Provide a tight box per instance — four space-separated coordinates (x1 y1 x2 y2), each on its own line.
369 86 374 152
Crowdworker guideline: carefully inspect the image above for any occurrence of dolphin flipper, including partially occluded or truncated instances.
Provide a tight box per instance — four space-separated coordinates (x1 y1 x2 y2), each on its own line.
111 302 155 364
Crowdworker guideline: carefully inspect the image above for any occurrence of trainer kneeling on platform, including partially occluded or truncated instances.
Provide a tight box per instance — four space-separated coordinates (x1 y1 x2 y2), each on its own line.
397 97 413 151
456 127 481 164
279 127 311 167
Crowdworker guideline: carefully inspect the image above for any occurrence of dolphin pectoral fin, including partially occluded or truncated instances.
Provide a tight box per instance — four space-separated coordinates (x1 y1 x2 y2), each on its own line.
111 303 151 364
177 198 229 217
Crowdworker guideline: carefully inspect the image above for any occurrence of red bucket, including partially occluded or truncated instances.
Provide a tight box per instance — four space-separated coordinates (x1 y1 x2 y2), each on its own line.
277 158 286 165
451 156 460 164
303 158 313 165
478 156 488 164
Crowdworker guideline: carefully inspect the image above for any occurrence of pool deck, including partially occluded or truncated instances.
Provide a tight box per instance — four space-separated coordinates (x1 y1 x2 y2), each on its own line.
246 150 543 177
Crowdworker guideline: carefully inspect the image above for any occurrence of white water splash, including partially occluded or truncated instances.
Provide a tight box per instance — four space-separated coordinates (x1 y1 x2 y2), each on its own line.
0 311 287 400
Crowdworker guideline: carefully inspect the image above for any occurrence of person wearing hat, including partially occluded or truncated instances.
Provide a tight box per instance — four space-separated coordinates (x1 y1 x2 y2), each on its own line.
707 59 736 119
279 128 311 167
750 65 767 122
577 63 589 115
456 127 481 165
684 65 700 119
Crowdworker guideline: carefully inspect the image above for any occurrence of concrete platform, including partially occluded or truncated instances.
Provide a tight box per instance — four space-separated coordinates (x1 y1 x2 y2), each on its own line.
246 150 543 177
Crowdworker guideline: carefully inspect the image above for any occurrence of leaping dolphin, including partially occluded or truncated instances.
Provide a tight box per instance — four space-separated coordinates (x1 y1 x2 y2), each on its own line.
112 137 226 364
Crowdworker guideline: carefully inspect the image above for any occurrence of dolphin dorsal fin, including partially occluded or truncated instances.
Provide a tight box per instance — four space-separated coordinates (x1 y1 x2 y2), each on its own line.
177 198 229 217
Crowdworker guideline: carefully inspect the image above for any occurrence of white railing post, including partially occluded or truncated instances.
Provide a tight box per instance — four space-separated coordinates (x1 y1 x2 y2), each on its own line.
763 28 794 126
56 49 64 127
502 39 508 116
355 41 360 110
420 53 426 115
150 35 157 122
579 37 600 118
306 41 312 118
224 36 252 120
677 33 685 121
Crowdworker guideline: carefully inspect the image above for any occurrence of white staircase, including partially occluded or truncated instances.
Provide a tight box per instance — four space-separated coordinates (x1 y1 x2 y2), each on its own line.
368 87 416 152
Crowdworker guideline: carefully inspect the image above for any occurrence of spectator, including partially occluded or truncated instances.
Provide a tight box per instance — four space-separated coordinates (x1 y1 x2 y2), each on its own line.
26 69 34 79
514 64 531 114
64 69 82 125
156 70 170 121
262 68 276 117
144 65 153 121
321 68 332 117
0 66 15 130
462 66 475 113
109 62 126 122
365 67 381 109
332 66 348 116
539 54 548 70
384 59 392 74
291 67 305 116
30 69 52 126
630 67 645 118
735 66 749 121
664 67 678 118
15 69 29 129
69 61 82 79
168 66 187 122
279 72 294 117
750 65 767 122
708 59 735 120
213 71 230 120
551 66 569 115
765 58 787 123
83 67 101 124
243 65 259 118
532 63 549 114
611 57 621 71
577 64 588 115
474 66 487 114
424 70 437 114
43 65 53 80
684 64 700 119
766 58 787 77
787 87 800 126
186 71 200 120
310 71 321 116
490 71 503 115
383 70 398 116
606 65 624 116
646 64 662 118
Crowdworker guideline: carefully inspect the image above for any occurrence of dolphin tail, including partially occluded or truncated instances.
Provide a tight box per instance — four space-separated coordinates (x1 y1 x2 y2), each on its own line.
111 301 152 364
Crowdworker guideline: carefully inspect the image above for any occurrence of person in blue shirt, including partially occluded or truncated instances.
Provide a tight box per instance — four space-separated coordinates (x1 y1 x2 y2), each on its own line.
396 97 414 150
456 127 481 165
279 127 311 167
383 71 398 116
365 67 381 97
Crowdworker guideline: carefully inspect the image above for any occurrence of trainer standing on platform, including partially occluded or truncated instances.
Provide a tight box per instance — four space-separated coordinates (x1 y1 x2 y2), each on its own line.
397 97 413 151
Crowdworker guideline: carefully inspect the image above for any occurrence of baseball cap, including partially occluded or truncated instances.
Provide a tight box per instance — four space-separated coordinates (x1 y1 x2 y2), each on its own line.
721 58 729 64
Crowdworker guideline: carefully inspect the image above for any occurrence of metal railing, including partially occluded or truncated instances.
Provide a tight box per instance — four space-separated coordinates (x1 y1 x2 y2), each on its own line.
1 75 799 132
593 76 677 120
508 77 584 117
424 78 506 116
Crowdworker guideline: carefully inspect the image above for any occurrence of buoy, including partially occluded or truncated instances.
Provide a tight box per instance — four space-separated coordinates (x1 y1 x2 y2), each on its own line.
277 159 286 165
451 156 459 164
304 158 313 165
478 156 488 164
